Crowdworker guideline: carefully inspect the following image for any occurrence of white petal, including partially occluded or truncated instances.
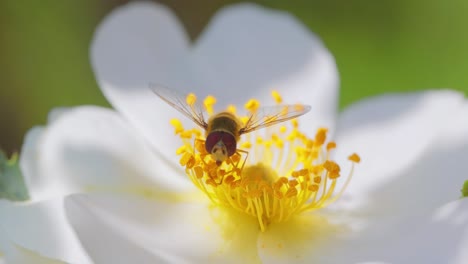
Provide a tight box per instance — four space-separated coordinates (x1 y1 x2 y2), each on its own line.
65 193 262 264
333 90 465 207
21 107 71 201
259 199 468 264
257 213 347 264
191 3 339 132
21 106 191 201
349 100 468 220
20 127 48 201
92 2 338 166
0 199 91 263
341 199 468 264
47 107 70 124
322 99 468 236
91 1 191 166
0 243 67 264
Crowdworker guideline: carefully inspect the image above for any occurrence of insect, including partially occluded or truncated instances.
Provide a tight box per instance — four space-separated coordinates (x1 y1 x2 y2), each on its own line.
150 84 311 166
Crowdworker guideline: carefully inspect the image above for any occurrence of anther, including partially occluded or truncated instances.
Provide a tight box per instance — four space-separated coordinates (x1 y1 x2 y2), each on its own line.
349 153 361 163
245 99 260 112
271 90 283 104
186 93 197 106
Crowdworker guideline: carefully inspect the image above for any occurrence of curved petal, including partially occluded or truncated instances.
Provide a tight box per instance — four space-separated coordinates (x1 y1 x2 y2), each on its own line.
65 193 262 264
20 127 47 201
191 3 339 132
0 244 66 264
92 2 338 167
21 108 70 201
0 199 91 264
21 106 191 201
333 90 466 208
91 1 191 166
348 100 468 220
258 199 468 264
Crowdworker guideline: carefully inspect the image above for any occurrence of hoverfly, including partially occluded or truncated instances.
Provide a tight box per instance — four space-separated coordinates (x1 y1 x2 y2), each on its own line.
150 84 311 166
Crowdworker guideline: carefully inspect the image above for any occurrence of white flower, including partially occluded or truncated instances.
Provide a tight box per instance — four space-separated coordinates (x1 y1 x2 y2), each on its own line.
1 2 468 263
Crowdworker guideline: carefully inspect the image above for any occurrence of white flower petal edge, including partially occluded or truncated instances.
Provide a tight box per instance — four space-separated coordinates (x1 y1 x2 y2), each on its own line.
344 99 468 219
333 90 466 210
65 193 262 264
20 107 70 201
91 2 339 170
190 3 339 133
91 1 191 168
0 199 91 263
20 106 192 202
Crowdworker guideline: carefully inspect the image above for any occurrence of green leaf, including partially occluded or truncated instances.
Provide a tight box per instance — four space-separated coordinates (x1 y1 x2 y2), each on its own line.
462 180 468 198
0 151 29 201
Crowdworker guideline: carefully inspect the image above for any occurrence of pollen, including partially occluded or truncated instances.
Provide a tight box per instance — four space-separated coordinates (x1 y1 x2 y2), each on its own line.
245 99 260 112
226 104 237 114
271 90 282 104
204 95 217 115
186 93 197 106
172 91 359 231
348 153 361 163
170 118 184 134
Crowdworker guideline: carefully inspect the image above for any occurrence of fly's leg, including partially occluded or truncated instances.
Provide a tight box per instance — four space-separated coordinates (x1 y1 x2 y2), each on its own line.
236 149 249 173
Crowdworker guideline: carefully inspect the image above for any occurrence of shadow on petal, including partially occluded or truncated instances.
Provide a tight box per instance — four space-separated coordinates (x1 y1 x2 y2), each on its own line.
257 213 347 263
324 142 468 263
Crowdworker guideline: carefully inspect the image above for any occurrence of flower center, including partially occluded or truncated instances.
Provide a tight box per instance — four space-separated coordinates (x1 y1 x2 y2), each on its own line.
172 91 360 231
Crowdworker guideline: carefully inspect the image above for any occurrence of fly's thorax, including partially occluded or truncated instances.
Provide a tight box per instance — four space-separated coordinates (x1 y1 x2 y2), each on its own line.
207 112 242 140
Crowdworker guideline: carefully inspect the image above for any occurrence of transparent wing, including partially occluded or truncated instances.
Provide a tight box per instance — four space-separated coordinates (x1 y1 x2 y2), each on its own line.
149 83 208 129
239 104 311 134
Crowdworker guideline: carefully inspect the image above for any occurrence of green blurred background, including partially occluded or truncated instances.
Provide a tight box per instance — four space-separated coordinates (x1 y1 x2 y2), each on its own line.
1 0 468 155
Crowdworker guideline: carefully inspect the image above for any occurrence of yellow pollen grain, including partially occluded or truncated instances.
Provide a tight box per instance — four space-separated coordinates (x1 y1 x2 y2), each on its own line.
349 153 361 163
327 142 337 151
271 90 283 104
315 128 328 146
204 95 217 115
170 119 184 134
176 145 187 155
245 99 260 112
241 141 252 149
291 119 299 129
308 184 319 192
294 103 306 112
186 93 197 106
240 116 250 126
226 104 237 114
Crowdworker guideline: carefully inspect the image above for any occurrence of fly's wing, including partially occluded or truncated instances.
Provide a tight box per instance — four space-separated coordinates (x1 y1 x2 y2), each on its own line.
239 104 311 134
149 83 208 129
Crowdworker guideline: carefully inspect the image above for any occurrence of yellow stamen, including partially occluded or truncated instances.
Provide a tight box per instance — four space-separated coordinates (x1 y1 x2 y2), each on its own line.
172 91 359 231
186 93 197 106
170 119 184 134
245 99 260 112
326 142 337 151
204 95 217 115
271 90 282 104
349 153 361 163
226 104 237 114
